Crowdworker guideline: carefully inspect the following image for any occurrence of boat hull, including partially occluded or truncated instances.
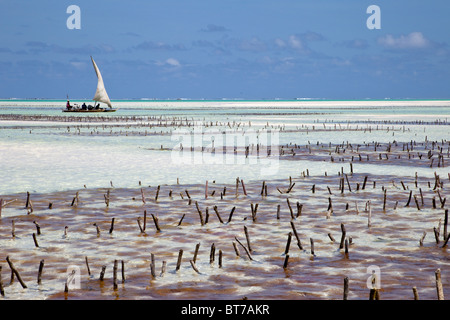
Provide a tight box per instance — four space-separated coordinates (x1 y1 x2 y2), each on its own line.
63 109 117 113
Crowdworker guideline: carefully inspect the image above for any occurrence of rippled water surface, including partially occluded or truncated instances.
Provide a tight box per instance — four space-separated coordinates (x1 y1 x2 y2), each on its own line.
0 100 449 300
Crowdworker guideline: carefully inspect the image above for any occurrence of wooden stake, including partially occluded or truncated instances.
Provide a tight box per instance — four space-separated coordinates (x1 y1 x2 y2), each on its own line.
104 190 110 207
25 191 30 209
284 232 292 255
442 233 450 248
6 256 27 288
150 253 156 278
339 223 346 250
190 260 201 274
344 238 349 258
176 249 183 271
143 210 147 231
310 238 315 256
250 203 258 221
195 201 205 226
137 217 145 233
296 202 303 217
328 233 336 243
0 266 4 297
235 237 253 260
99 265 106 281
37 260 44 284
113 260 118 290
213 205 224 223
327 197 333 213
401 181 406 190
435 268 444 300
241 179 247 196
260 181 266 196
444 209 448 241
345 174 352 192
121 260 126 283
286 183 295 193
141 188 146 204
434 225 442 244
160 261 167 277
193 243 200 263
93 223 101 237
283 255 289 269
419 232 427 246
205 208 210 224
33 221 41 235
109 218 115 234
413 195 421 211
343 277 349 300
412 287 419 300
369 288 380 300
151 214 161 232
227 207 236 223
178 214 185 226
85 256 91 276
232 242 240 257
405 190 413 207
287 198 294 219
32 233 39 248
244 226 252 252
290 221 303 250
155 185 160 201
210 243 216 264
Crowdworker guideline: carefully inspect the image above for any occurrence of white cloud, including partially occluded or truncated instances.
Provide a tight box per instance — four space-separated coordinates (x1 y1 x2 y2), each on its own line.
274 38 286 48
70 61 86 69
378 32 430 49
165 58 180 67
155 58 181 68
289 35 304 50
201 24 229 32
239 37 266 52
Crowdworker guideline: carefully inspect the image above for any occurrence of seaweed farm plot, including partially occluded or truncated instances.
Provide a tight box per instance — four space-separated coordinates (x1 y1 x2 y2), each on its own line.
0 100 449 300
0 170 449 300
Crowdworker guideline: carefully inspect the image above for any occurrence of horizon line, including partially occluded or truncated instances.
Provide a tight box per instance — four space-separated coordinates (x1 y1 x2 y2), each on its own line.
2 97 450 102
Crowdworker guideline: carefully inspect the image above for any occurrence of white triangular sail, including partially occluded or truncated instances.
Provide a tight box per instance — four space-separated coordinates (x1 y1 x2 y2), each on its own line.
91 56 112 108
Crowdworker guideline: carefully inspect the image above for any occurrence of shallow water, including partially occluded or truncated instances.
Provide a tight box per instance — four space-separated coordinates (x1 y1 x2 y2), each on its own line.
0 100 449 300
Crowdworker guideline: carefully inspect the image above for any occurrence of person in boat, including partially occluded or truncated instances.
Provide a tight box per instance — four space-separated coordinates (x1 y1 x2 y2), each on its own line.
95 103 100 110
66 100 72 110
82 103 87 110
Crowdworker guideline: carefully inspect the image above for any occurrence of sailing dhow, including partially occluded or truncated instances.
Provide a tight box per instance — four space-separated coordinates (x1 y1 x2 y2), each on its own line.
64 56 116 112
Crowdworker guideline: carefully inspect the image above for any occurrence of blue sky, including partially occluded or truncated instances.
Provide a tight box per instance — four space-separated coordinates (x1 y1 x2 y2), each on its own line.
0 0 449 100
